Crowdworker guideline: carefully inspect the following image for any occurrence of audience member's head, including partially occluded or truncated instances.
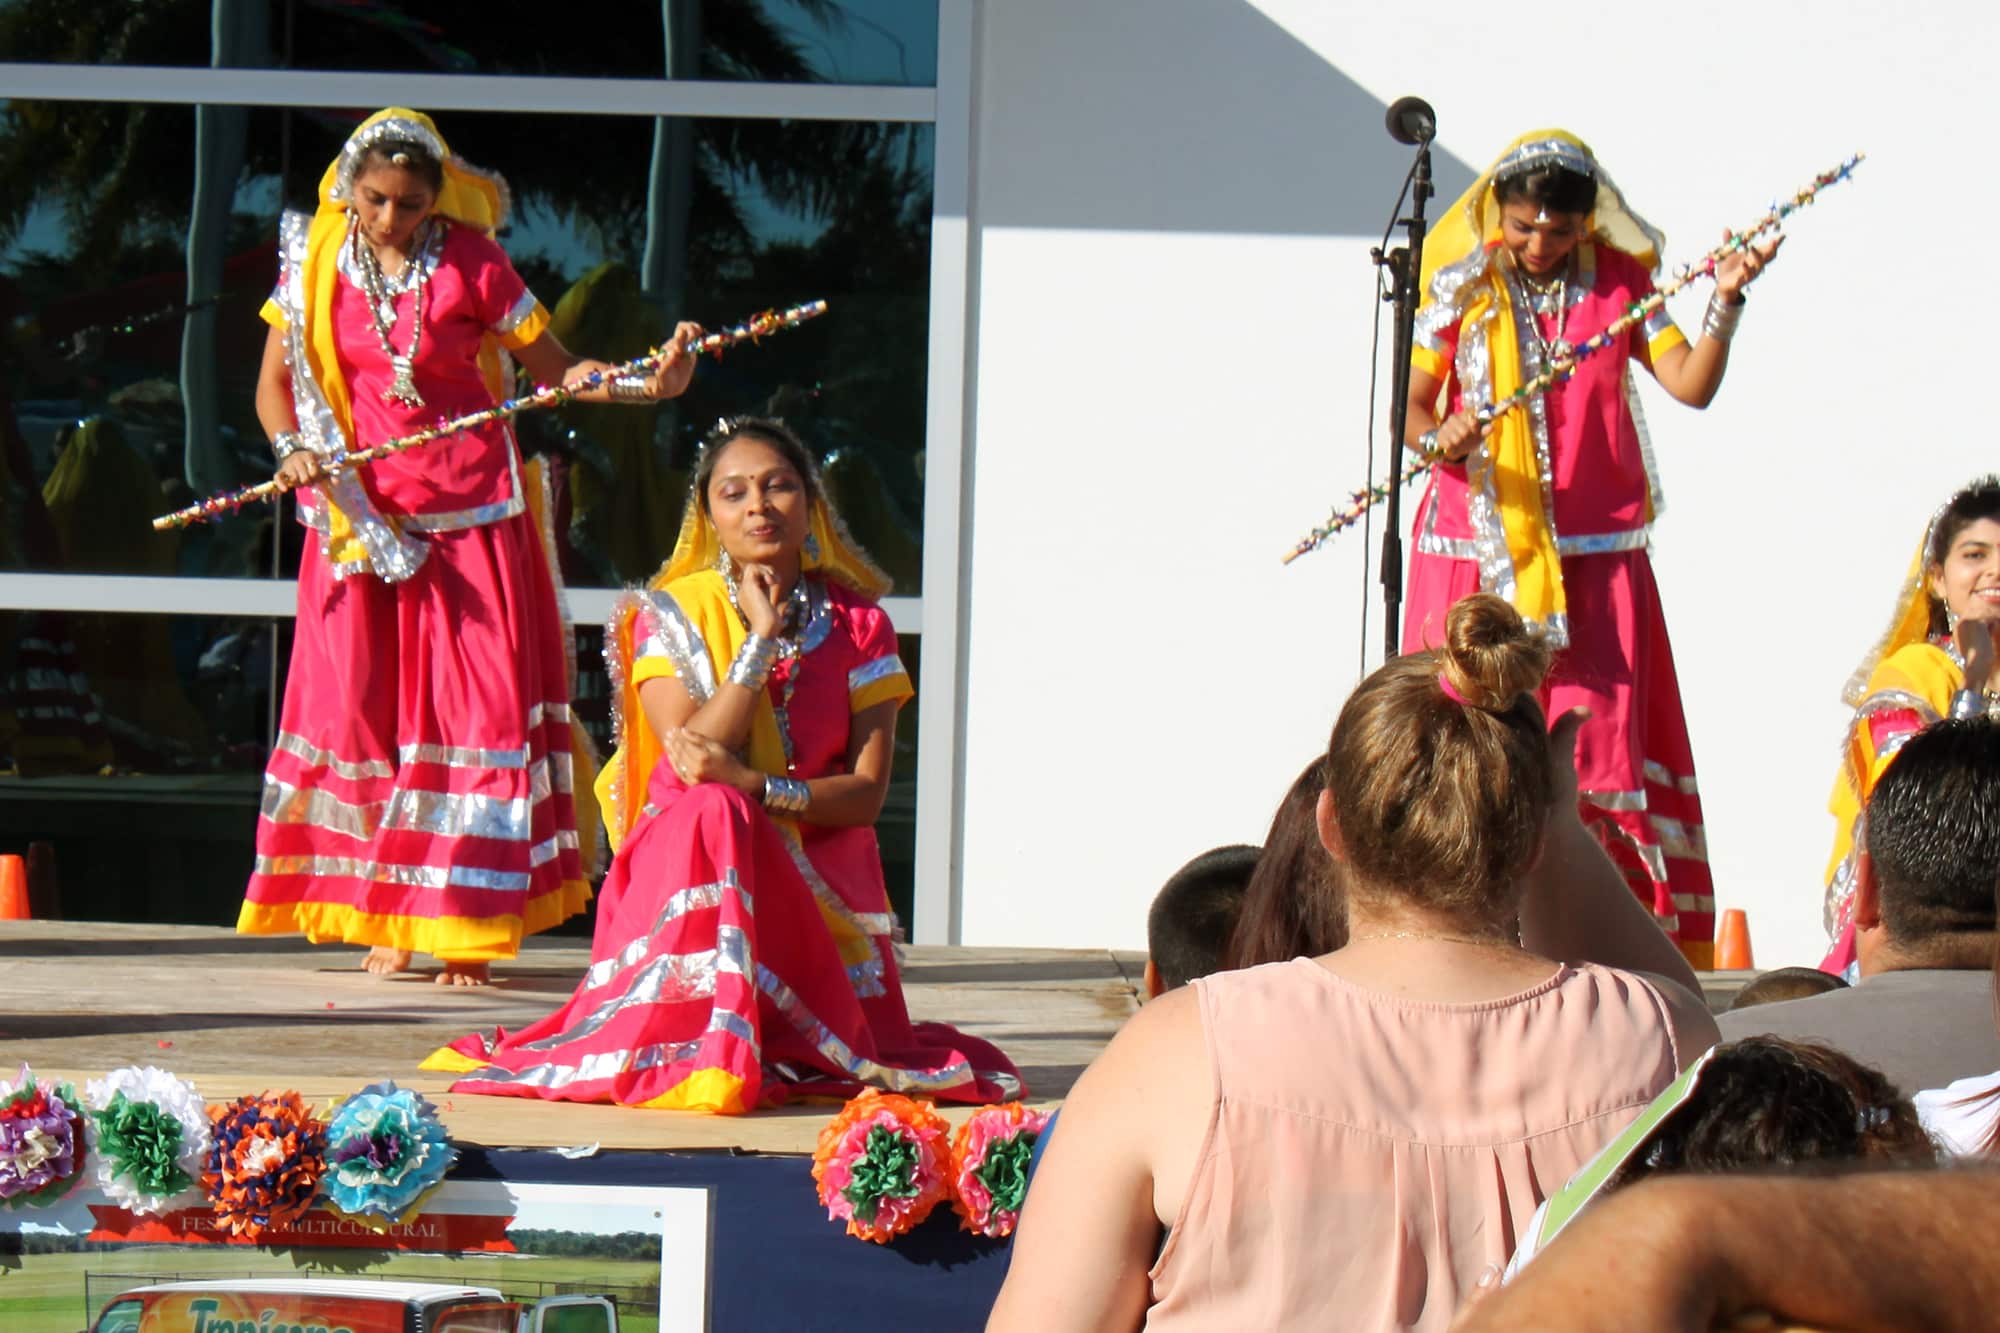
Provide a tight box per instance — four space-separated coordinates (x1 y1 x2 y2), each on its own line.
1221 757 1345 970
1324 593 1552 930
1613 1037 1935 1190
1145 844 1259 997
1856 716 2000 975
1727 966 1849 1012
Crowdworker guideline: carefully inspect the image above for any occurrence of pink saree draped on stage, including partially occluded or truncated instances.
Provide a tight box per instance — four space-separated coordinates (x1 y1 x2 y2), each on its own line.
432 572 1021 1112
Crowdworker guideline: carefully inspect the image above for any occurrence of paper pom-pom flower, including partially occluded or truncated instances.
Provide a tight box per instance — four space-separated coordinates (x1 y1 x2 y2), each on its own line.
811 1090 951 1243
0 1066 86 1208
85 1066 210 1216
949 1102 1051 1238
321 1081 455 1229
203 1092 327 1240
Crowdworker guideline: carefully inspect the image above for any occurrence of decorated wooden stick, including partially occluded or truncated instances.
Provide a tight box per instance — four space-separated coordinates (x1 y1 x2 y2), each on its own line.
153 300 829 531
1283 155 1864 564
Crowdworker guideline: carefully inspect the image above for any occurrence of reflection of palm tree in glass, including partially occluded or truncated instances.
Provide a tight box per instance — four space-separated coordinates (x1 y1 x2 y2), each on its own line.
0 0 930 580
541 263 686 586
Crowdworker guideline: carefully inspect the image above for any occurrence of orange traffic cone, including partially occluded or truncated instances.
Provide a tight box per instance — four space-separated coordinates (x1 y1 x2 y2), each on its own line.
1715 908 1754 971
0 854 28 920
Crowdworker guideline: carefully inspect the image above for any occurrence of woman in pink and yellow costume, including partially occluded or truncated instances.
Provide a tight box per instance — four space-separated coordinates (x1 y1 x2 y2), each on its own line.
1401 130 1778 965
237 109 700 985
430 418 1020 1111
1820 476 2000 975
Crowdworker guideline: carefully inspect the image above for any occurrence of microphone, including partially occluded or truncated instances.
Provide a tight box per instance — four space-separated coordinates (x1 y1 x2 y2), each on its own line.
1385 96 1436 146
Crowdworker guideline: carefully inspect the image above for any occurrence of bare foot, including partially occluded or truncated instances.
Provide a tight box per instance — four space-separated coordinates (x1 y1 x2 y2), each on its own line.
363 946 414 976
436 961 492 987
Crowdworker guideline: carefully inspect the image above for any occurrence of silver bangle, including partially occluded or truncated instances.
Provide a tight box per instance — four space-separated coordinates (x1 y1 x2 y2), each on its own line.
1417 429 1441 459
1950 688 1987 721
762 774 810 816
271 431 306 460
607 373 653 404
727 635 780 690
1702 292 1745 343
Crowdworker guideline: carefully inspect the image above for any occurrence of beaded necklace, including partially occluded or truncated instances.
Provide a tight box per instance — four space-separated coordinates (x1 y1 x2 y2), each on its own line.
1514 253 1574 363
725 571 813 773
349 213 443 408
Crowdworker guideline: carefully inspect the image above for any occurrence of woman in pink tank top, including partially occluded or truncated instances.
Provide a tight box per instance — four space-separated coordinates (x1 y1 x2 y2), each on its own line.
989 594 1719 1333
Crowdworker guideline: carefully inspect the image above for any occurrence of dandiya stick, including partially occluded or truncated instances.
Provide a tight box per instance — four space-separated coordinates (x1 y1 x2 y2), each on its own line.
1282 155 1864 564
153 300 829 531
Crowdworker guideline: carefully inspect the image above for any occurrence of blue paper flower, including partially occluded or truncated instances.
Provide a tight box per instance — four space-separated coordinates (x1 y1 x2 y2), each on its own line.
321 1081 454 1228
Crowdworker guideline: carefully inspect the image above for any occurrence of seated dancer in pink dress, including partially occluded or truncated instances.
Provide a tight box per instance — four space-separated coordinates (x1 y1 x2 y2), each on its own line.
1401 129 1780 966
239 108 700 986
429 418 1020 1111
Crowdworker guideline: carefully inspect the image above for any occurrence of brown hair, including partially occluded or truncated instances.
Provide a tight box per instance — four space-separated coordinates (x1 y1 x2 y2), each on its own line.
1925 475 2000 636
1220 756 1345 969
1614 1037 1935 1189
1327 593 1553 913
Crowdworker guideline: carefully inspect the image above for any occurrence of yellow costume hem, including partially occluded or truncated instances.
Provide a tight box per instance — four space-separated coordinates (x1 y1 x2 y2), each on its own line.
235 878 592 962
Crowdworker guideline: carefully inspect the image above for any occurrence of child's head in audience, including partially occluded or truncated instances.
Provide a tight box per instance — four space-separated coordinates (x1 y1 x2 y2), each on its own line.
1222 757 1345 970
1726 966 1850 1011
1145 844 1259 998
1613 1037 1934 1188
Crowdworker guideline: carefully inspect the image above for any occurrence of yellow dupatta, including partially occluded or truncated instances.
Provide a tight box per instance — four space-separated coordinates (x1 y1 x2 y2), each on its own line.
595 472 894 853
1822 503 1964 925
1416 130 1666 639
259 108 549 569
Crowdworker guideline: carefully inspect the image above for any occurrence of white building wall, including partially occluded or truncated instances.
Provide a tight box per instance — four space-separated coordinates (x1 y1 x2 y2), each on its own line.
953 0 1999 964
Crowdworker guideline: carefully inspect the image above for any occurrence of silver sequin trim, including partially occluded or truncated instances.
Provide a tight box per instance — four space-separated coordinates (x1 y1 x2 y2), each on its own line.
493 289 540 336
273 730 395 781
633 590 718 704
1644 760 1700 796
1557 528 1651 557
517 925 753 1053
399 440 526 532
458 1008 758 1091
582 873 751 992
380 788 532 843
846 654 907 696
331 116 451 202
754 962 972 1094
276 209 429 584
779 824 897 941
253 853 530 894
261 777 380 842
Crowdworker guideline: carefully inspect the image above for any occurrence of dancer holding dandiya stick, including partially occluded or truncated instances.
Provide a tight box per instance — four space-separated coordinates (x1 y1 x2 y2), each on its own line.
1401 130 1779 965
236 107 701 985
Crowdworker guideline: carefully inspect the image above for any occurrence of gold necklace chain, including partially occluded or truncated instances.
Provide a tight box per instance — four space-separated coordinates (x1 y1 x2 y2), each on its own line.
1348 929 1518 947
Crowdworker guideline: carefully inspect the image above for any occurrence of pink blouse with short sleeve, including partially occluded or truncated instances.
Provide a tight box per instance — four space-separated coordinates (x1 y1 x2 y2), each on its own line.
1144 958 1686 1332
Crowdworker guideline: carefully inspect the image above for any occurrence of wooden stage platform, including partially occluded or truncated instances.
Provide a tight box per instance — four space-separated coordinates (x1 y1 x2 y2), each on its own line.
0 921 1752 1157
0 921 1145 1155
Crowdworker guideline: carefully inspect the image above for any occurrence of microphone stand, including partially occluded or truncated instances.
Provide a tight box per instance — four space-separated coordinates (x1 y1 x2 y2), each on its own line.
1373 138 1433 661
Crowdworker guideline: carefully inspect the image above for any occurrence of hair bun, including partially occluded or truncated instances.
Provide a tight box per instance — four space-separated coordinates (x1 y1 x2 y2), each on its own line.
1438 593 1553 710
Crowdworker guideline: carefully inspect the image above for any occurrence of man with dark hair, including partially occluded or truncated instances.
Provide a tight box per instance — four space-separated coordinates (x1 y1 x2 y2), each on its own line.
1720 717 2000 1093
1144 844 1260 998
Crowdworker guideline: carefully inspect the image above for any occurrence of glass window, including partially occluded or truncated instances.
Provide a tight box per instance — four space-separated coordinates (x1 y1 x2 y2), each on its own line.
0 100 932 593
2 616 922 930
0 1 939 85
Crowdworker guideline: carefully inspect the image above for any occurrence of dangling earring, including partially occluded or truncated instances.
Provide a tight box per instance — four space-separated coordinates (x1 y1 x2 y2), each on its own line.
1947 606 1962 632
802 531 821 565
717 548 736 582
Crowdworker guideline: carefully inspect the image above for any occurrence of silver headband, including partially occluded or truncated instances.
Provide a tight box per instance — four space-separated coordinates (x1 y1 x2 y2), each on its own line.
1492 138 1597 187
330 116 450 203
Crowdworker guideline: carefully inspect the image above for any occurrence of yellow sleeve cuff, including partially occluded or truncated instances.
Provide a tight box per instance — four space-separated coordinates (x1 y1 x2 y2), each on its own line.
632 656 681 688
498 301 553 351
851 674 914 714
1646 323 1687 364
1412 344 1451 383
260 298 287 329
